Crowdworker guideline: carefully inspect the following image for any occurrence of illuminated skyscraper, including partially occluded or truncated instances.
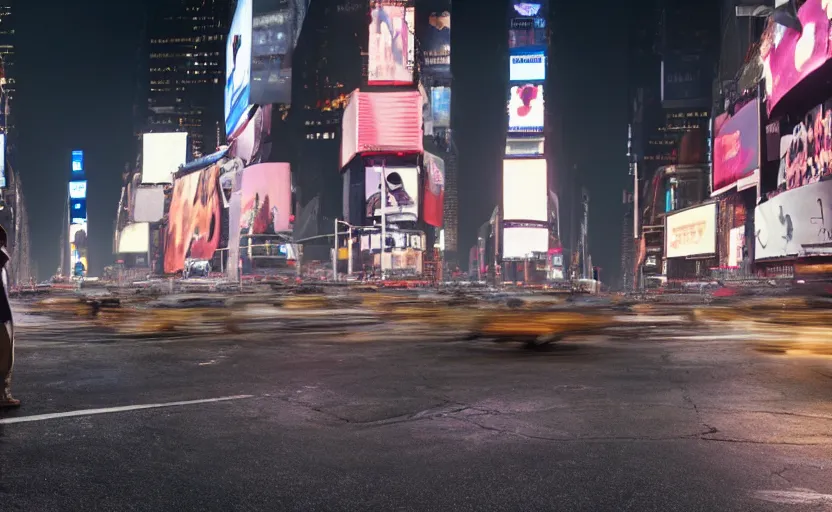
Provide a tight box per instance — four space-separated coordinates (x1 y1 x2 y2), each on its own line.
139 0 229 159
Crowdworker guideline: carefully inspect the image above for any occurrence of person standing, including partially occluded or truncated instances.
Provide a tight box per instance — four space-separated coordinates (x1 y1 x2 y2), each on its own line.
0 225 19 408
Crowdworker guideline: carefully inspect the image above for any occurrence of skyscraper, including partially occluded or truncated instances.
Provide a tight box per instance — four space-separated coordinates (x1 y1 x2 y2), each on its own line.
0 0 14 138
140 0 229 159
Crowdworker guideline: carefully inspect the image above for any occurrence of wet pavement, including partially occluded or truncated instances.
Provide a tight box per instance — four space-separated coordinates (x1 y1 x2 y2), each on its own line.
1 313 832 511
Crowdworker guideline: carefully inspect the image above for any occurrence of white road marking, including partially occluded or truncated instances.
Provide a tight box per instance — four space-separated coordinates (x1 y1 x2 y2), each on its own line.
0 395 254 425
753 489 832 505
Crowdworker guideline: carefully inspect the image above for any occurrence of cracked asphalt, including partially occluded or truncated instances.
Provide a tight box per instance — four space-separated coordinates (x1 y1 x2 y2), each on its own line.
2 316 832 511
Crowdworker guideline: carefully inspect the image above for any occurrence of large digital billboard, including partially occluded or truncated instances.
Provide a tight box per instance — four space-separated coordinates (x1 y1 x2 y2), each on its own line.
239 162 292 236
503 226 548 259
665 203 717 258
142 132 188 184
508 84 544 133
423 152 445 227
226 0 253 136
70 199 87 224
250 0 308 106
430 86 451 128
780 102 832 191
712 98 761 192
505 137 544 157
661 55 711 105
508 16 546 49
132 186 166 223
503 158 547 222
69 222 88 277
755 179 832 259
509 51 546 81
365 165 419 222
69 181 87 199
71 150 84 174
340 90 423 168
118 222 150 254
164 165 222 274
368 2 415 85
417 3 450 78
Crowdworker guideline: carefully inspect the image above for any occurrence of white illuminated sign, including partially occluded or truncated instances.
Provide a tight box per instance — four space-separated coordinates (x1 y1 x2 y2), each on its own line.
665 203 717 258
509 52 546 81
69 180 88 199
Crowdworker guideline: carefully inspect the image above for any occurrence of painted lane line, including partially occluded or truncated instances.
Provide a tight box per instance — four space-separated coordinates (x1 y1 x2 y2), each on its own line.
0 395 255 425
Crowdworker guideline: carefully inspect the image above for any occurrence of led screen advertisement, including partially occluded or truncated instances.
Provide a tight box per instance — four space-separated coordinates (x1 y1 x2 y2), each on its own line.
142 132 188 184
430 86 451 128
712 98 761 192
132 187 166 223
226 0 253 136
665 203 717 258
503 226 548 260
118 222 150 254
661 55 711 105
368 2 415 85
423 152 445 227
763 0 832 115
365 166 419 222
69 180 87 199
70 199 87 224
70 222 89 278
505 137 544 157
164 165 223 274
780 102 832 191
239 162 292 236
250 0 309 106
754 179 832 260
509 16 546 49
508 84 544 133
72 150 84 173
416 1 450 78
509 51 546 81
340 90 423 168
502 158 547 222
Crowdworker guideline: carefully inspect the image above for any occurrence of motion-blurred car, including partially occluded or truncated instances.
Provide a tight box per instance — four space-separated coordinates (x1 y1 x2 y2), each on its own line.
466 308 618 347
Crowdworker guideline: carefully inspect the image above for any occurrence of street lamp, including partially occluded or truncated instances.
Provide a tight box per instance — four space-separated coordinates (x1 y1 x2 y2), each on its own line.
332 219 354 282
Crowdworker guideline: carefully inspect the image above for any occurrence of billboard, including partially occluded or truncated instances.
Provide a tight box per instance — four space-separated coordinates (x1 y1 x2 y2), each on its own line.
508 16 546 49
70 199 87 224
509 51 546 81
763 0 831 114
712 98 761 192
164 165 222 274
728 227 745 268
118 223 150 254
508 84 544 133
417 4 450 78
132 186 166 223
69 222 89 277
226 0 253 136
503 158 547 222
0 134 5 189
250 0 308 106
430 86 451 128
365 165 419 222
503 226 548 259
368 3 415 85
661 55 711 105
239 162 292 236
781 102 832 191
423 152 445 227
505 137 544 156
71 150 84 174
754 179 832 259
142 132 188 184
340 90 423 168
230 104 272 165
69 180 87 199
665 203 717 258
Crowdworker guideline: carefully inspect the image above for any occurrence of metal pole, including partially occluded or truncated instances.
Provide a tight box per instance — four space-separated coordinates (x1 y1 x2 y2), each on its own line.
333 217 338 282
347 225 353 276
380 162 387 280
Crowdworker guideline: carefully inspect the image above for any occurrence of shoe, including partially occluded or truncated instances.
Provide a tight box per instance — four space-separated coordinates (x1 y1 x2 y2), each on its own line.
0 397 21 408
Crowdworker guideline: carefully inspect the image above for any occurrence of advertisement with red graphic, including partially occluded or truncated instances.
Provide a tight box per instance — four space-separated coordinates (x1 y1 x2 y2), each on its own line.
164 165 222 274
239 163 292 236
423 152 445 227
508 84 544 133
340 90 423 168
763 0 832 114
713 98 760 192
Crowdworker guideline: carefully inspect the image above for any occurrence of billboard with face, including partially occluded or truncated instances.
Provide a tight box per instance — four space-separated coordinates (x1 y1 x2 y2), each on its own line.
508 84 544 133
665 203 717 258
239 162 292 236
368 2 415 85
164 165 223 274
365 165 419 222
226 0 253 136
417 2 450 78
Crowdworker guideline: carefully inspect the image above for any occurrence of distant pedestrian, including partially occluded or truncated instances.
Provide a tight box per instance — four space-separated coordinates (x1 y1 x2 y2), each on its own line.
0 225 19 408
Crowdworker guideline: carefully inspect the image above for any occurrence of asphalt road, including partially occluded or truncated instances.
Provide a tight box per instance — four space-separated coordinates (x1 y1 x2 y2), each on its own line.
2 315 832 511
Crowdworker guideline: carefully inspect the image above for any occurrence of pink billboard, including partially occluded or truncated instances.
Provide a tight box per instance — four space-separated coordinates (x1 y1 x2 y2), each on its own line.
763 0 832 115
713 98 760 192
340 90 423 168
239 163 292 236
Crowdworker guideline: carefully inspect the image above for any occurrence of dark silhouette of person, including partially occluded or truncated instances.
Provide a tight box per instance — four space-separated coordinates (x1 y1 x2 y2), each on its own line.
0 225 18 408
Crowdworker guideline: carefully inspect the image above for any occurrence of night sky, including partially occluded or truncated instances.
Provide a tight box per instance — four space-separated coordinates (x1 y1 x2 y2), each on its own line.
15 0 628 282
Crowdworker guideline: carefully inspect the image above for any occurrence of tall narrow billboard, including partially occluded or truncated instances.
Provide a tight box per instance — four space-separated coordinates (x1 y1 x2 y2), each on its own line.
226 0 254 137
368 1 415 85
416 1 451 79
250 0 309 106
